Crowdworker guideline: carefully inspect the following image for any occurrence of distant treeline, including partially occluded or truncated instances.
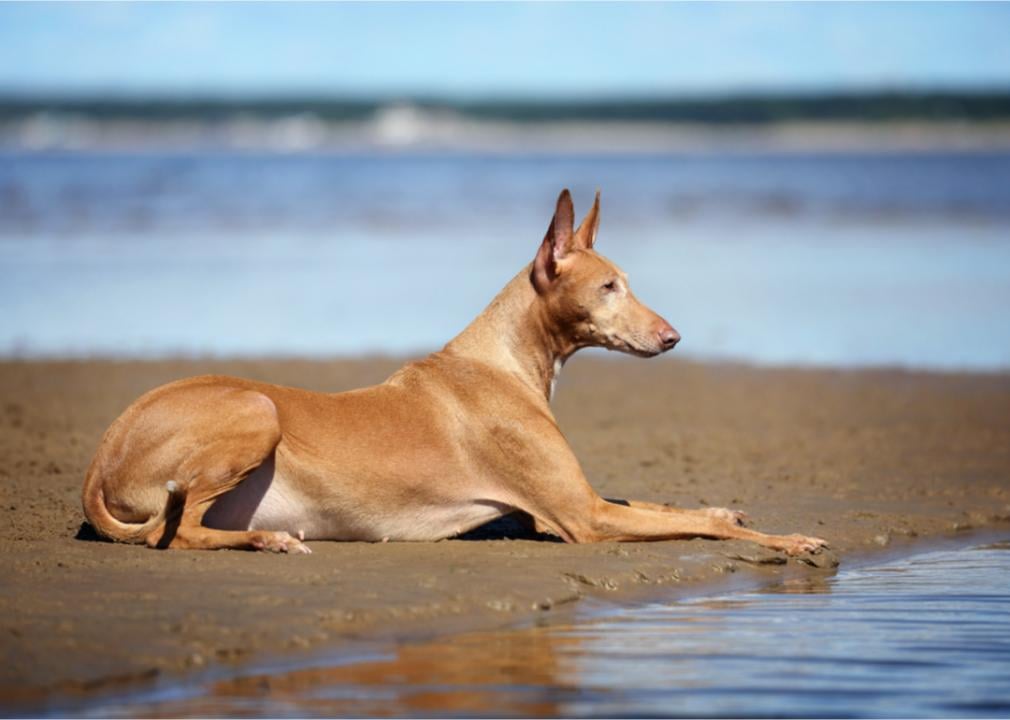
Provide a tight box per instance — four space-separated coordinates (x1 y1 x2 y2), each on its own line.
2 90 1010 124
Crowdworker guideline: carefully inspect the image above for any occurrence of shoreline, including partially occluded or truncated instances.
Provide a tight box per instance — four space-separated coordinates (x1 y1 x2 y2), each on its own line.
2 357 1009 711
17 529 1010 717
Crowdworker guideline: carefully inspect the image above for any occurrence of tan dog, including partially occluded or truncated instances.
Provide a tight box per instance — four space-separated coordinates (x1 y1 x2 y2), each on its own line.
82 190 827 557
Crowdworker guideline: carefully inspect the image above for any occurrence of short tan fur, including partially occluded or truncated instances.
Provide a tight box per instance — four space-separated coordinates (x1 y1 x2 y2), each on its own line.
82 190 826 557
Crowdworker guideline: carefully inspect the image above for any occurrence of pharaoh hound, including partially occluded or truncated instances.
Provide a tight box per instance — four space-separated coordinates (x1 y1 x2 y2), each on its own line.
82 190 827 557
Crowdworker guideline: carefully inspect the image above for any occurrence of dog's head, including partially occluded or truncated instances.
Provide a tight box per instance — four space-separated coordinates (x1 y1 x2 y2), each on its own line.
531 189 679 357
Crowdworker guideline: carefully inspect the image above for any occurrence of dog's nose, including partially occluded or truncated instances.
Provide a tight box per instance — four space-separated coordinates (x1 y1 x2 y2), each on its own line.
658 324 681 349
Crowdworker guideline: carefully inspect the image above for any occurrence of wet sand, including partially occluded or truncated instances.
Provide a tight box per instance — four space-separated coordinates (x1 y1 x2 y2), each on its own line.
2 356 1009 709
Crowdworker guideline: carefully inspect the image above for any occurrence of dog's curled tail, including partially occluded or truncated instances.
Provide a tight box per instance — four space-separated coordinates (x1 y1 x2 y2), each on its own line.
82 462 186 545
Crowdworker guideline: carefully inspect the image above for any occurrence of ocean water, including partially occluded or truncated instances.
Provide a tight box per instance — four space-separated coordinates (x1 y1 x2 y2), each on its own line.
2 150 1009 368
52 538 1010 718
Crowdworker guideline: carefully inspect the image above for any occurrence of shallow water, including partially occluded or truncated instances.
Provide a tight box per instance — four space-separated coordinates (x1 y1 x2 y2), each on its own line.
3 151 1010 368
72 539 1010 718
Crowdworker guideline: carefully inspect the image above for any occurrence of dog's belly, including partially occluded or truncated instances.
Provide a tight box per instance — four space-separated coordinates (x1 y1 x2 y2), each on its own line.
203 458 512 542
350 499 513 542
202 458 317 535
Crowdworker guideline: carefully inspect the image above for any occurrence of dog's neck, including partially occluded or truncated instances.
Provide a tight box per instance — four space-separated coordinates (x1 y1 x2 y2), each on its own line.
444 264 574 403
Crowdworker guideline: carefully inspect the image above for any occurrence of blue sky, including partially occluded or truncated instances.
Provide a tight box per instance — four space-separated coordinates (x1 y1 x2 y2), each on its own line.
1 2 1008 97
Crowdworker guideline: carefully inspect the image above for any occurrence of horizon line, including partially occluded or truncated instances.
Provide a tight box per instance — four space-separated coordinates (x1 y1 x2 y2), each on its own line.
1 84 1009 104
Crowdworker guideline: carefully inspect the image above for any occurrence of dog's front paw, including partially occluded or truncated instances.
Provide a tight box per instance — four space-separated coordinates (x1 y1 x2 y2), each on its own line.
774 533 828 556
705 507 748 526
251 531 312 555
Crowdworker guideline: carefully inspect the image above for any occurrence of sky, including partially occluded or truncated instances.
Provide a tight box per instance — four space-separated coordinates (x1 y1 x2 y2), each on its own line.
0 2 1008 98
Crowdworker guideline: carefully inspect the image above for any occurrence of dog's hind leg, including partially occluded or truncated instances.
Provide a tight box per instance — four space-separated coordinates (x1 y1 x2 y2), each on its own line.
143 390 309 554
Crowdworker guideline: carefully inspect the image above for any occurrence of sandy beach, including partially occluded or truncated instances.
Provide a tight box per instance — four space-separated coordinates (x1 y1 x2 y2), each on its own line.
1 355 1008 709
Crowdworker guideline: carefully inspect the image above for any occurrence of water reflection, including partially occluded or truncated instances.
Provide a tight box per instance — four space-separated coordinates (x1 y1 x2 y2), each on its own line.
760 574 834 595
89 540 1010 718
202 630 575 717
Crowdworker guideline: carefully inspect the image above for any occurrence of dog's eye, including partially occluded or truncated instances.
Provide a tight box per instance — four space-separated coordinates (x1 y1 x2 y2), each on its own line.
602 280 617 292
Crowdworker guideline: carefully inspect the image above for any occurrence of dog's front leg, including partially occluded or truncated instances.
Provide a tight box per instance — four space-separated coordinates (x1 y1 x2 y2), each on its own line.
555 496 826 556
508 427 824 555
607 498 748 526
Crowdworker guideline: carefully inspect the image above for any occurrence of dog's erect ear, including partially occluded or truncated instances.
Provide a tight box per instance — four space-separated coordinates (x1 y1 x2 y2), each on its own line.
550 188 576 257
574 190 600 249
532 189 576 293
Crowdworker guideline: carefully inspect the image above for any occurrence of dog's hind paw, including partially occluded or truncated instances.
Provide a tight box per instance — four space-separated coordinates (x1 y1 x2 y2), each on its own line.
251 531 312 555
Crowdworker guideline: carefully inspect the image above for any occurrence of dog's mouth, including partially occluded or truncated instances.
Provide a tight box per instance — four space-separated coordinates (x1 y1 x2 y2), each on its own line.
604 334 668 358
